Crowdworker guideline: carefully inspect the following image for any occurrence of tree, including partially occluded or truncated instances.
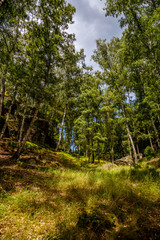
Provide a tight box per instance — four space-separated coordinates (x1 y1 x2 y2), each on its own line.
11 0 76 158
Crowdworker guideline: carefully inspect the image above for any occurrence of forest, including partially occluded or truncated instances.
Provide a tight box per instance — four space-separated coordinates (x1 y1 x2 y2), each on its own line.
0 0 160 239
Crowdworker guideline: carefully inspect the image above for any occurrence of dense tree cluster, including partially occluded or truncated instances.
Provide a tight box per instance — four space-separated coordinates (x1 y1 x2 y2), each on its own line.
0 0 160 162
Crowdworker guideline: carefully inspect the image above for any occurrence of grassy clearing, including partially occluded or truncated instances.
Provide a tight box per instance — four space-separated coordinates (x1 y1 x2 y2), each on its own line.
0 146 160 239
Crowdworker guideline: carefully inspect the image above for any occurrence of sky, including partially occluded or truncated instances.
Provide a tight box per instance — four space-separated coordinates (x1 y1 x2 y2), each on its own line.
66 0 123 70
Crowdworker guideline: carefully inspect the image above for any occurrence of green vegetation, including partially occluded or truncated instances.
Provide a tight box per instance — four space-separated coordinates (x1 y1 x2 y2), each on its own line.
0 0 160 163
0 0 160 239
0 145 159 239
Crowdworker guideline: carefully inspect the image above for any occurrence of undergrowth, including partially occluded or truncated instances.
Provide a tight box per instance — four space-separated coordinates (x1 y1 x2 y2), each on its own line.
0 146 159 239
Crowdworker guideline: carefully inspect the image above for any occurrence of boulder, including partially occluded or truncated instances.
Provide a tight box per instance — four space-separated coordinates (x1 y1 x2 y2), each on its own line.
115 155 133 166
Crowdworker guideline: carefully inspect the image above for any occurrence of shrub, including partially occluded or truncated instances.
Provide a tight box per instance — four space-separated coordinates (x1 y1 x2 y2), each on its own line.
24 141 39 151
144 146 154 159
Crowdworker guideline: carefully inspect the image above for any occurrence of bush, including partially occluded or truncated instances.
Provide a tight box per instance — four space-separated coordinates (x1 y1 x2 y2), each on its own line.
144 146 154 159
24 141 39 151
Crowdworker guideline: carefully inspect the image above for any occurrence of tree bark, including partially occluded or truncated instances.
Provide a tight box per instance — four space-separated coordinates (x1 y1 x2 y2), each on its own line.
128 137 132 157
68 139 72 153
13 101 41 159
151 117 160 148
126 123 138 163
73 143 75 152
147 128 154 152
18 95 29 148
0 101 13 139
111 145 114 163
91 136 94 163
0 79 5 119
78 143 80 160
56 101 68 152
136 143 141 159
98 140 100 163
122 105 138 164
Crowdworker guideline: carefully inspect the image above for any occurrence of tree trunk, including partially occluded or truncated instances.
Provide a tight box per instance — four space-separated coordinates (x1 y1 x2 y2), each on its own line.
88 150 90 163
98 140 100 163
126 123 138 163
56 101 68 152
0 80 5 119
68 139 72 153
157 104 160 124
151 117 160 148
136 143 141 159
0 88 17 138
147 128 155 152
78 143 80 160
91 136 94 163
122 105 138 164
0 101 13 139
111 145 114 163
18 95 29 148
92 151 95 163
85 149 88 158
13 101 41 159
73 143 75 152
128 137 132 157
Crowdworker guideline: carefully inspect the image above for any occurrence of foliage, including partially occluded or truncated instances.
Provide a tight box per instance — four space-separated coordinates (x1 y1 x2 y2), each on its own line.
144 146 154 159
0 150 159 239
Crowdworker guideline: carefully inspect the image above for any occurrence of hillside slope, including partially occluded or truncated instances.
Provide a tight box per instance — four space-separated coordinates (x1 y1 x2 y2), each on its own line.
0 141 160 240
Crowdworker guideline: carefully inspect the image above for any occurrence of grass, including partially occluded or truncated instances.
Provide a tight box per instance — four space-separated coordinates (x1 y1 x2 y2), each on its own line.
0 144 160 239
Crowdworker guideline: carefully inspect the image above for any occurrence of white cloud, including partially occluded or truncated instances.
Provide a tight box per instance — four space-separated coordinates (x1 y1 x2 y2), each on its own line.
67 0 122 69
87 0 105 13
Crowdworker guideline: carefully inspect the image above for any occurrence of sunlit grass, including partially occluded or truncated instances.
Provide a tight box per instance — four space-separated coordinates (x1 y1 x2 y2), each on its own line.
0 151 159 239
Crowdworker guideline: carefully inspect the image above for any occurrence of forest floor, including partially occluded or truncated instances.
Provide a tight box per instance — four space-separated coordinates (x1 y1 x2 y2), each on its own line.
0 141 160 240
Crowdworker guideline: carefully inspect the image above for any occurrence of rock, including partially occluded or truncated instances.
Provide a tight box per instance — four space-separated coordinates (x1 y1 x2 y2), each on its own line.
115 155 133 166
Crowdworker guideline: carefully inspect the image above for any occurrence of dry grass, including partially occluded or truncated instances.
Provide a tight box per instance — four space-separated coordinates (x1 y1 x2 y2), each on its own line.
0 144 160 239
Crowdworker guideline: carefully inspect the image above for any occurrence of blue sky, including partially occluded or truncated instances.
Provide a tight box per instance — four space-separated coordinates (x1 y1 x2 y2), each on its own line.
67 0 123 69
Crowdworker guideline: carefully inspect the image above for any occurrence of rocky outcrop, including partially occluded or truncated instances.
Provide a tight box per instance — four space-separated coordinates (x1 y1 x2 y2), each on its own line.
115 156 133 166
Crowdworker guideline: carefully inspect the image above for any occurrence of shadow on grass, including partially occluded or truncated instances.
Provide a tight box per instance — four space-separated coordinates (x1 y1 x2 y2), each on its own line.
0 152 160 240
113 166 160 182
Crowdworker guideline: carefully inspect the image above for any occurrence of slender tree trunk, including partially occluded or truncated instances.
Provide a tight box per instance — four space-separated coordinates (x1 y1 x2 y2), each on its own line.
157 116 160 124
98 140 100 163
151 117 160 148
0 80 5 119
136 144 141 159
56 101 68 152
73 143 75 152
18 95 29 148
128 137 132 157
111 133 114 163
122 105 137 164
111 145 114 163
88 150 90 163
0 87 17 138
13 101 41 159
0 101 13 139
68 139 72 153
147 128 155 152
85 149 88 158
78 143 80 160
126 123 138 163
91 136 94 163
157 104 160 124
92 151 94 163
